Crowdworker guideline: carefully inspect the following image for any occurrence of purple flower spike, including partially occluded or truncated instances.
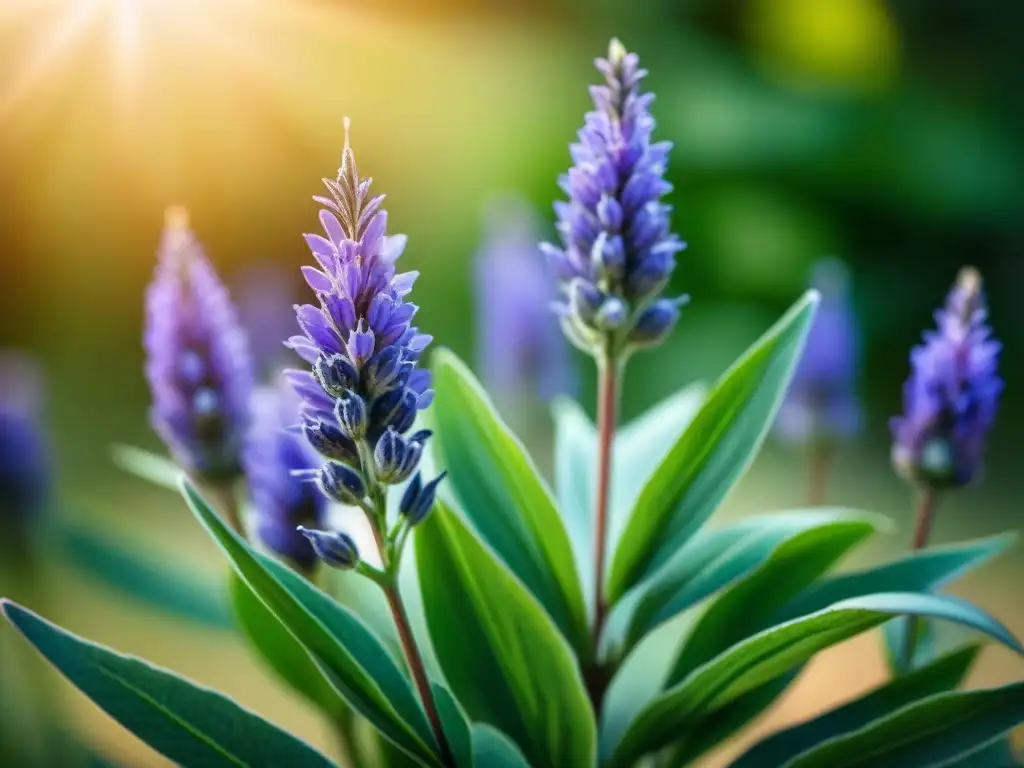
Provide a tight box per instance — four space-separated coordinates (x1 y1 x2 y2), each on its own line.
891 267 1003 488
244 383 328 571
144 207 254 479
290 120 436 514
776 259 862 443
544 39 687 357
0 352 50 526
475 196 576 402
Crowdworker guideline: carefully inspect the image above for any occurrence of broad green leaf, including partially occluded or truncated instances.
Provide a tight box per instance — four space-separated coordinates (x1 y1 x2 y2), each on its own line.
943 737 1020 767
470 725 532 768
664 511 879 687
0 600 337 768
182 480 439 765
416 501 597 768
229 573 349 722
728 644 982 767
56 519 232 628
627 510 881 652
111 444 180 490
608 291 819 603
608 592 1022 766
430 349 589 655
432 683 473 768
784 682 1024 768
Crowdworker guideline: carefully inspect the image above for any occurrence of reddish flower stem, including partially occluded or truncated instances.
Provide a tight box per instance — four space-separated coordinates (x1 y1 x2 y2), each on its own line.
900 487 939 670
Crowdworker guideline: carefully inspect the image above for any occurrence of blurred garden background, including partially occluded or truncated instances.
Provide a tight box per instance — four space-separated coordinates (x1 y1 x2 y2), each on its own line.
1 0 1023 765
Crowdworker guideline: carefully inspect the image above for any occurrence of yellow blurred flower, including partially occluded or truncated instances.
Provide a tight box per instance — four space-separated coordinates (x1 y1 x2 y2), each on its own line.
746 0 900 92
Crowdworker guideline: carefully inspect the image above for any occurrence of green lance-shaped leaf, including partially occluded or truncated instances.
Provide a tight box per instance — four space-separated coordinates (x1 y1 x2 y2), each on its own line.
430 349 589 656
416 501 597 768
432 683 473 768
607 291 819 604
782 681 1024 768
607 592 1022 767
728 644 982 768
552 383 706 616
470 725 532 768
181 479 440 766
111 444 181 490
0 600 337 768
56 518 232 629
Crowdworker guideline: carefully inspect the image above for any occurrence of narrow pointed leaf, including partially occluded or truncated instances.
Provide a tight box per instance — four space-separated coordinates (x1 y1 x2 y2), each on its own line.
609 592 1022 766
432 683 473 768
1 601 337 768
181 480 439 765
416 501 596 768
784 682 1024 768
608 291 819 603
470 725 532 768
729 644 982 767
430 349 589 655
111 444 180 490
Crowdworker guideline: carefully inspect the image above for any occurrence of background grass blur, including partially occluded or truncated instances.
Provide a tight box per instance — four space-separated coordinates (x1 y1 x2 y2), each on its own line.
1 0 1023 765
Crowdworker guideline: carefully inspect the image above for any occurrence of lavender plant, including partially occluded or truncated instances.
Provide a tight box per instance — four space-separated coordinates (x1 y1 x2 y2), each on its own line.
2 41 1023 768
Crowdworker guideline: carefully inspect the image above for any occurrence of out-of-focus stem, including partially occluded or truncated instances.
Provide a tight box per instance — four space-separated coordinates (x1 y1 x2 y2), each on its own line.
806 437 835 507
900 487 939 670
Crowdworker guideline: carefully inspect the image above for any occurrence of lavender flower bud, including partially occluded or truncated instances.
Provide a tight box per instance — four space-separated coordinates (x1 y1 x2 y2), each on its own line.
543 39 687 357
373 427 429 485
399 471 447 527
776 259 862 444
0 353 50 528
303 421 360 466
296 526 359 570
890 267 1002 488
289 121 435 505
335 391 368 440
629 297 687 347
244 385 327 571
144 207 254 479
317 461 367 506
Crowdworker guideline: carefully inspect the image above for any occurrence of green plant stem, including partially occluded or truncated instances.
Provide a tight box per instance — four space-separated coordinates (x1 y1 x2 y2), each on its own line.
806 437 835 507
383 582 455 767
201 477 245 538
588 348 620 711
900 487 939 670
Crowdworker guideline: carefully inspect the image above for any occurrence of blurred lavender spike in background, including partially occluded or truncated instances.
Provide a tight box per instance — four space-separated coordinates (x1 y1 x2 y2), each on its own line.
233 262 303 377
288 120 438 513
0 351 50 526
244 382 327 572
776 258 862 443
543 38 687 356
144 207 254 479
475 195 576 402
891 267 1003 488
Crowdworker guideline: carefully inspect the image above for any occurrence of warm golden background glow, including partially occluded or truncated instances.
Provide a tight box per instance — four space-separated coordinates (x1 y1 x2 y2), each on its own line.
2 0 1022 765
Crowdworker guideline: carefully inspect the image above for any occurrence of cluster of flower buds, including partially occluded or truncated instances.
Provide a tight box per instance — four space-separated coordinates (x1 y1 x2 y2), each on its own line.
543 39 688 358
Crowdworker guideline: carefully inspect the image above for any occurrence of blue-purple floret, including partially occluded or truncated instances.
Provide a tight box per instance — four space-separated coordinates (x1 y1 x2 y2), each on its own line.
776 259 861 443
244 385 327 571
0 353 50 525
144 208 253 479
891 267 1002 488
543 39 687 355
286 132 435 510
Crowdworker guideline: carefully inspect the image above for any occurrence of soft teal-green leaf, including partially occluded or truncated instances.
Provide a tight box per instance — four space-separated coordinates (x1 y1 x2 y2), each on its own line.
943 737 1020 767
111 444 180 490
470 725 532 768
729 644 982 768
628 510 880 652
665 511 879 687
784 682 1024 768
609 592 1022 766
415 501 596 768
228 573 349 722
0 600 337 768
430 349 589 655
608 291 819 603
433 683 473 768
182 480 438 765
56 519 232 628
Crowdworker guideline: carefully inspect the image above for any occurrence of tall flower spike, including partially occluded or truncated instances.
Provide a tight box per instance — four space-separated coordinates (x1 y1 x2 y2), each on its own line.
0 352 50 527
244 383 328 573
776 258 862 443
145 207 254 479
475 195 576 403
543 38 688 357
287 120 438 510
891 267 1002 488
